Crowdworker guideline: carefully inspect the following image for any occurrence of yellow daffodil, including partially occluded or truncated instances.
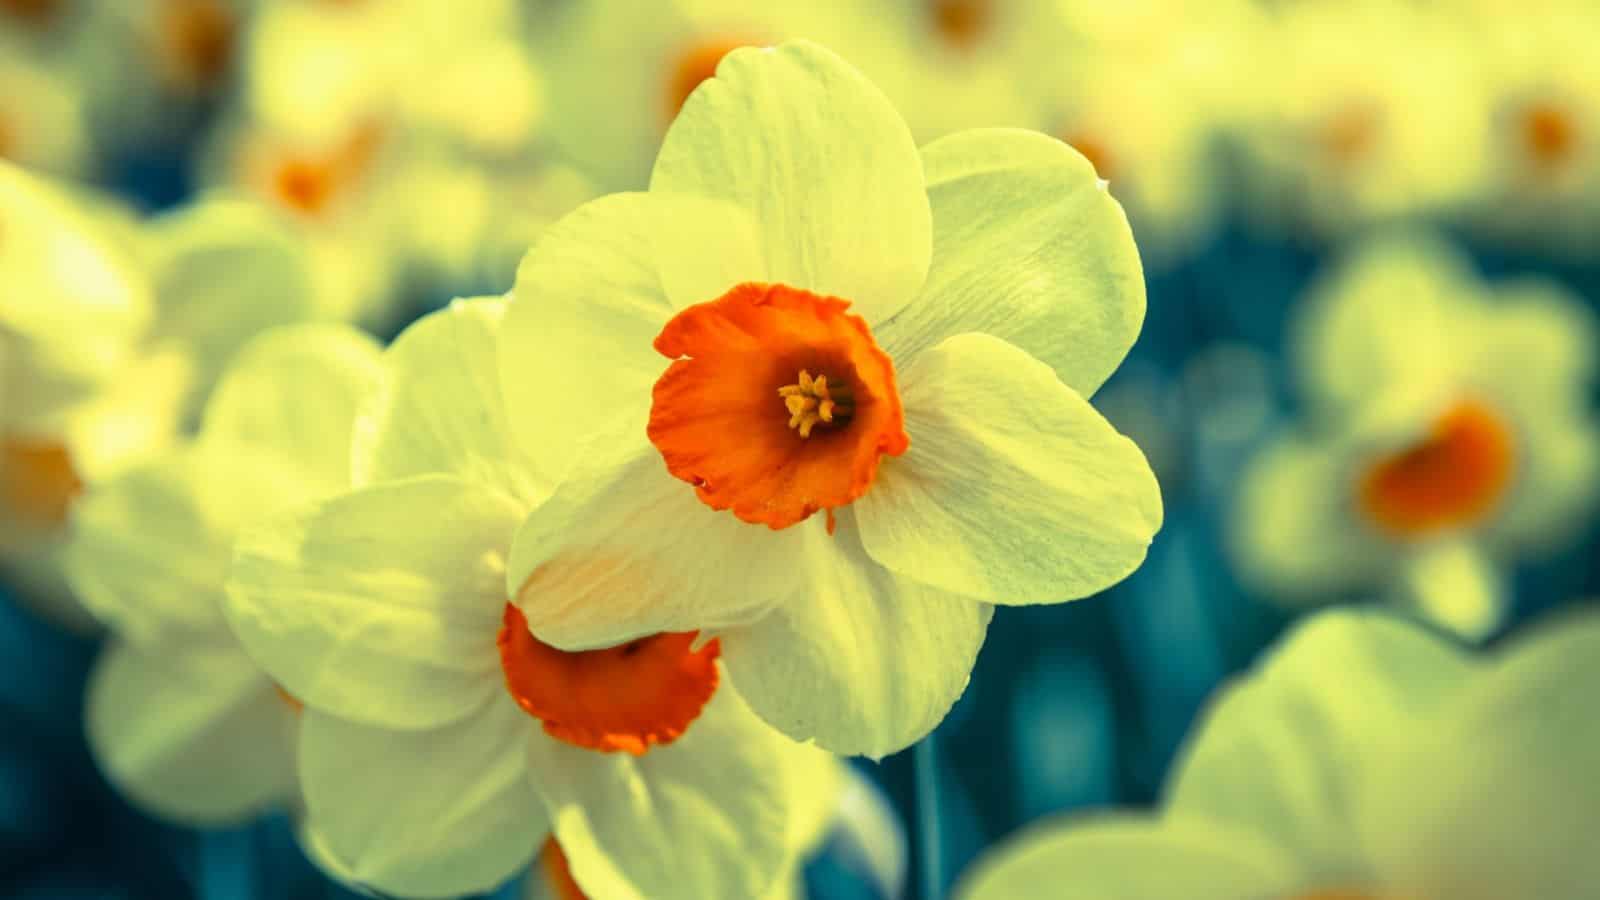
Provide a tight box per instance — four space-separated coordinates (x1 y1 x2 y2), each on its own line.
533 0 861 191
956 607 1600 899
62 324 382 825
1461 0 1600 259
227 299 833 899
2 162 332 628
497 41 1161 758
1234 1 1486 237
1232 235 1600 638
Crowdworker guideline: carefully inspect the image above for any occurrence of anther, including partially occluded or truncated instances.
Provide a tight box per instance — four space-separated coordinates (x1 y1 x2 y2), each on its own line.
777 369 852 438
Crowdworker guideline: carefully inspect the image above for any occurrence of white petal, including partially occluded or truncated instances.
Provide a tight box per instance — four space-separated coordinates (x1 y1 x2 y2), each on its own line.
1166 609 1477 874
299 700 544 899
529 685 792 900
721 514 992 758
353 297 544 504
87 643 295 826
146 198 319 391
63 443 311 647
650 41 931 323
500 192 760 481
878 129 1144 397
226 476 523 730
956 813 1298 900
507 447 797 650
856 332 1162 604
1355 611 1600 898
200 324 383 494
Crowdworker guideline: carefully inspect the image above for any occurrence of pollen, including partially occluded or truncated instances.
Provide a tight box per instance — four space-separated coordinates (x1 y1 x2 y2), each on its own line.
498 604 720 755
1357 399 1516 538
778 369 854 438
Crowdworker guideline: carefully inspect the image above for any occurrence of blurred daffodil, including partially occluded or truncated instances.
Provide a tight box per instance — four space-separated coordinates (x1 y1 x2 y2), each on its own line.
955 607 1600 899
62 324 382 825
499 41 1161 758
1462 0 1600 259
0 51 91 177
227 299 830 900
1233 235 1600 638
0 163 170 625
1234 1 1486 237
534 0 860 191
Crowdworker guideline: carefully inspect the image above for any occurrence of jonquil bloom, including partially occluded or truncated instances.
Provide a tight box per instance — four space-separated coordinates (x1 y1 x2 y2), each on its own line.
500 41 1161 757
227 300 834 899
64 324 382 824
955 606 1600 899
1232 234 1599 638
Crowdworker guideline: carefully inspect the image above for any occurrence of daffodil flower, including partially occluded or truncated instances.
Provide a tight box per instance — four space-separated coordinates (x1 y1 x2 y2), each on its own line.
2 163 331 628
498 41 1162 758
1232 235 1600 638
227 299 835 900
62 324 382 825
955 606 1600 899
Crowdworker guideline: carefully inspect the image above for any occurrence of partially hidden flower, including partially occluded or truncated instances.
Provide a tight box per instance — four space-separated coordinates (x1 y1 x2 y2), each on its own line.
62 323 382 825
227 299 836 900
1232 234 1600 638
498 41 1162 757
955 606 1600 899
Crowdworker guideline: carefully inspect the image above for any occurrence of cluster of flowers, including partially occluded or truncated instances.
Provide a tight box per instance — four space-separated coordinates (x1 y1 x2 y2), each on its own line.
5 0 1600 898
4 37 1165 899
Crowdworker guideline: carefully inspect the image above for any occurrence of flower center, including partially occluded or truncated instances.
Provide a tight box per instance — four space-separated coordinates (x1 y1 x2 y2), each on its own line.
930 0 992 49
159 0 237 89
664 38 748 124
497 604 720 755
1 438 82 528
540 839 589 900
0 0 59 27
1319 100 1383 167
1357 399 1516 538
648 282 909 530
1518 100 1580 170
260 125 382 218
778 369 853 438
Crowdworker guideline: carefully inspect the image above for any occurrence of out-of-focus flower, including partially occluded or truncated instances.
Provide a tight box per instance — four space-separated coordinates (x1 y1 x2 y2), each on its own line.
61 324 381 826
0 163 170 626
227 299 829 900
955 607 1600 899
2 163 331 629
829 0 1069 144
533 0 861 191
0 51 91 177
1036 0 1261 267
1461 0 1600 259
1232 235 1600 638
500 41 1161 758
1233 1 1486 238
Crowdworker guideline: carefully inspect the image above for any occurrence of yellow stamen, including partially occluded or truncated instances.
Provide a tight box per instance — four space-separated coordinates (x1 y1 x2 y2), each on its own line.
777 368 852 438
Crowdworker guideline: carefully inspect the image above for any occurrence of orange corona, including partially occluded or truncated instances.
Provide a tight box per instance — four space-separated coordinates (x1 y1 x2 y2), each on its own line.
647 283 908 530
1358 399 1515 538
498 604 720 755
